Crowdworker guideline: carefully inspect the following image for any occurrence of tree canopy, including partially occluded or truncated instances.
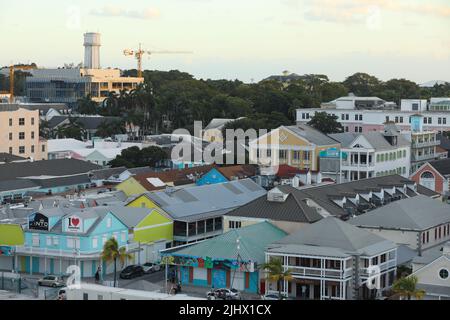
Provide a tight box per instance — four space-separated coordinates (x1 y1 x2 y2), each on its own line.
109 146 168 168
308 112 343 134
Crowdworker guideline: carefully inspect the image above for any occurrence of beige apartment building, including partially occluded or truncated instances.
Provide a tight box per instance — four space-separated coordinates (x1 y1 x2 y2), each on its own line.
0 104 47 160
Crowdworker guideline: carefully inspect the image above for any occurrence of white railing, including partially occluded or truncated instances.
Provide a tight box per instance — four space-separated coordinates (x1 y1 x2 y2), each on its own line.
412 140 440 148
285 265 353 279
359 259 396 276
15 246 102 258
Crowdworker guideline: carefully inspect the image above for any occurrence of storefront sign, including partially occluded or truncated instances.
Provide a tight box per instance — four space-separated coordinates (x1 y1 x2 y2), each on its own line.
28 212 49 231
0 246 14 256
67 215 83 233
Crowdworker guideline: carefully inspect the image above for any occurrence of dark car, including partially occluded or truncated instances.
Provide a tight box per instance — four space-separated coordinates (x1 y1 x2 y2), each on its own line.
119 265 144 279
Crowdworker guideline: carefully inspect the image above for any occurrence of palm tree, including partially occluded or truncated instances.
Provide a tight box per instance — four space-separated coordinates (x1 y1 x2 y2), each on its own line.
101 237 132 288
392 275 425 300
260 257 293 299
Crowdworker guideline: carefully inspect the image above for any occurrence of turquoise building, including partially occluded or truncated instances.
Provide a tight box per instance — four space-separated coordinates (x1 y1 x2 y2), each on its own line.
162 222 287 294
15 206 129 278
195 168 228 186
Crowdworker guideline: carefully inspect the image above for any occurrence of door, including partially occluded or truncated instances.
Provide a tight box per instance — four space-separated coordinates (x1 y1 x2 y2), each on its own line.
212 269 227 288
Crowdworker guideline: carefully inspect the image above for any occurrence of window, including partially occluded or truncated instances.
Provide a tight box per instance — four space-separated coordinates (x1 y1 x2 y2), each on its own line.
31 145 35 153
19 132 25 140
32 234 40 247
9 118 12 126
19 146 25 154
121 231 126 242
42 145 46 152
400 117 403 123
359 115 363 121
444 118 447 125
346 114 349 120
102 235 107 245
19 118 25 126
386 116 389 122
439 268 449 280
438 118 442 125
9 133 12 141
303 151 310 161
67 238 75 249
412 103 419 111
106 217 112 228
355 114 359 121
53 236 59 246
92 237 98 249
8 147 12 154
46 236 52 246
83 293 88 300
293 151 300 161
31 131 35 139
279 150 287 159
31 117 35 125
229 221 242 229
403 150 406 157
341 114 345 120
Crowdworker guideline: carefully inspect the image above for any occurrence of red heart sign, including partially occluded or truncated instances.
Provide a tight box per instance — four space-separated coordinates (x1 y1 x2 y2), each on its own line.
71 217 80 227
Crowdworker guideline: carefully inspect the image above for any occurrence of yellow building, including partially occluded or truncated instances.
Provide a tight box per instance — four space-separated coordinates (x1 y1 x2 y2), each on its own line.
116 177 148 197
0 104 47 160
249 124 340 171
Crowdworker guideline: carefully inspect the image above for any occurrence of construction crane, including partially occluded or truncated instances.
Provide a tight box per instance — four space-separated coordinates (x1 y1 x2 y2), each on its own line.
0 65 36 103
123 44 192 78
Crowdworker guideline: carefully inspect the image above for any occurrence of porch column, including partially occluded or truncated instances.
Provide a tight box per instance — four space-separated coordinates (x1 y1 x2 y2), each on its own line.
29 256 32 275
44 257 47 275
60 259 62 275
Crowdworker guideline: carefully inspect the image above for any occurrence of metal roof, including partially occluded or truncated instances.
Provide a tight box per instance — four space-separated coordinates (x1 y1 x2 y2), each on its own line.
349 196 450 231
171 222 287 263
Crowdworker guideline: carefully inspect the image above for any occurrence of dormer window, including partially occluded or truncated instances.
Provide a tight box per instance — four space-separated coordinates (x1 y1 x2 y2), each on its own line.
267 188 288 202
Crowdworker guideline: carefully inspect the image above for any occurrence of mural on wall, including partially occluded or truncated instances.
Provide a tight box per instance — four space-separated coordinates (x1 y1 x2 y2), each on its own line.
0 246 14 256
162 254 256 272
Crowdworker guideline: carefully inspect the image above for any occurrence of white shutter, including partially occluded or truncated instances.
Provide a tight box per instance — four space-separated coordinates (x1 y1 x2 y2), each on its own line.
193 268 207 281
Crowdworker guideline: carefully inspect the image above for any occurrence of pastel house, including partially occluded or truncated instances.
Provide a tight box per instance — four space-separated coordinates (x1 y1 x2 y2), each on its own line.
15 206 130 278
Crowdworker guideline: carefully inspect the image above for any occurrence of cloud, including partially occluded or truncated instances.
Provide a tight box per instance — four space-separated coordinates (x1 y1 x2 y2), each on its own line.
290 0 450 24
91 5 160 20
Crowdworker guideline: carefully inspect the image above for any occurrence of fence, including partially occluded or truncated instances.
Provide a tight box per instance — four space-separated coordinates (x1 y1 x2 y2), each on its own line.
0 272 23 293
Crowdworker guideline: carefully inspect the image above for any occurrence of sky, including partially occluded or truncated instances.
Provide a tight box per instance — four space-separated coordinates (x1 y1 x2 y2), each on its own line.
0 0 449 83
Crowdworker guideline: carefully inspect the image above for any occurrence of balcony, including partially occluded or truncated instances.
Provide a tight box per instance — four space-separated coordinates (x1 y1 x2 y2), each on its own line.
15 246 103 259
341 161 375 168
412 140 440 148
359 259 397 277
411 153 437 162
285 265 353 279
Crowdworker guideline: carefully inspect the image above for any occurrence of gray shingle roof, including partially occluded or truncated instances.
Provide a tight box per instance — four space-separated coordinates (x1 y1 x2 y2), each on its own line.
0 159 101 181
329 131 410 150
427 158 450 176
90 167 127 180
349 196 450 231
285 124 338 146
0 153 27 163
28 174 91 189
145 179 266 221
268 217 397 257
0 179 39 192
226 190 323 223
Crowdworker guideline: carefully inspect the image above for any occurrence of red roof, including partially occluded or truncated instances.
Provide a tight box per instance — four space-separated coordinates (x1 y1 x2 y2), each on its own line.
276 164 317 178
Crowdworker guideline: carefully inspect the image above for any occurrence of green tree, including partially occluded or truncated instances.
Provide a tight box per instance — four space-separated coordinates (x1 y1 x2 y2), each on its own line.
95 120 126 138
76 95 99 115
260 257 293 299
343 73 382 96
55 117 86 140
308 112 343 134
101 237 132 288
109 146 168 168
392 275 425 300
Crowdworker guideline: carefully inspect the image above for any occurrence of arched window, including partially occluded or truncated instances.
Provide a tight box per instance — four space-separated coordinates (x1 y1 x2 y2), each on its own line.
420 171 435 191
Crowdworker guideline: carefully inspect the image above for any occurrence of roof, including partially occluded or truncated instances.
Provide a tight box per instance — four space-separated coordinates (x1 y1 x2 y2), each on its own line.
268 217 397 257
0 153 27 163
133 165 214 191
47 139 91 152
106 206 155 228
90 167 127 180
427 158 450 176
329 131 410 150
28 174 91 189
47 116 121 130
170 222 287 263
226 188 323 224
144 179 267 221
216 165 257 180
274 175 439 218
284 124 338 146
349 196 450 231
204 118 236 130
0 159 101 181
0 179 39 192
275 164 316 178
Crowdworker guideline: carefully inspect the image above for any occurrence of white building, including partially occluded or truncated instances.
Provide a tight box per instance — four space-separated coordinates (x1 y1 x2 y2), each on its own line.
328 124 411 181
297 97 450 134
265 217 398 300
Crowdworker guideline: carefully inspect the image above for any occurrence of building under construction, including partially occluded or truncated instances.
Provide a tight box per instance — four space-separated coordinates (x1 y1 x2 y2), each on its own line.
25 33 143 105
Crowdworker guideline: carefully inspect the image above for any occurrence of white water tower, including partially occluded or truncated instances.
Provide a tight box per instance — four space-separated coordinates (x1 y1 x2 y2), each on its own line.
84 32 101 69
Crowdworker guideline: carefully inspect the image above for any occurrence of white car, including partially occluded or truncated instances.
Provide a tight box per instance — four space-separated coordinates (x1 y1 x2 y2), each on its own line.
38 275 65 288
206 288 241 300
142 262 161 274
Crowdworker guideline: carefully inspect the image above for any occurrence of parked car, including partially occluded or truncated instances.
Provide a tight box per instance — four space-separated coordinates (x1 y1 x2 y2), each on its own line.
206 288 241 300
142 262 161 274
261 293 289 300
119 265 144 279
38 275 65 288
